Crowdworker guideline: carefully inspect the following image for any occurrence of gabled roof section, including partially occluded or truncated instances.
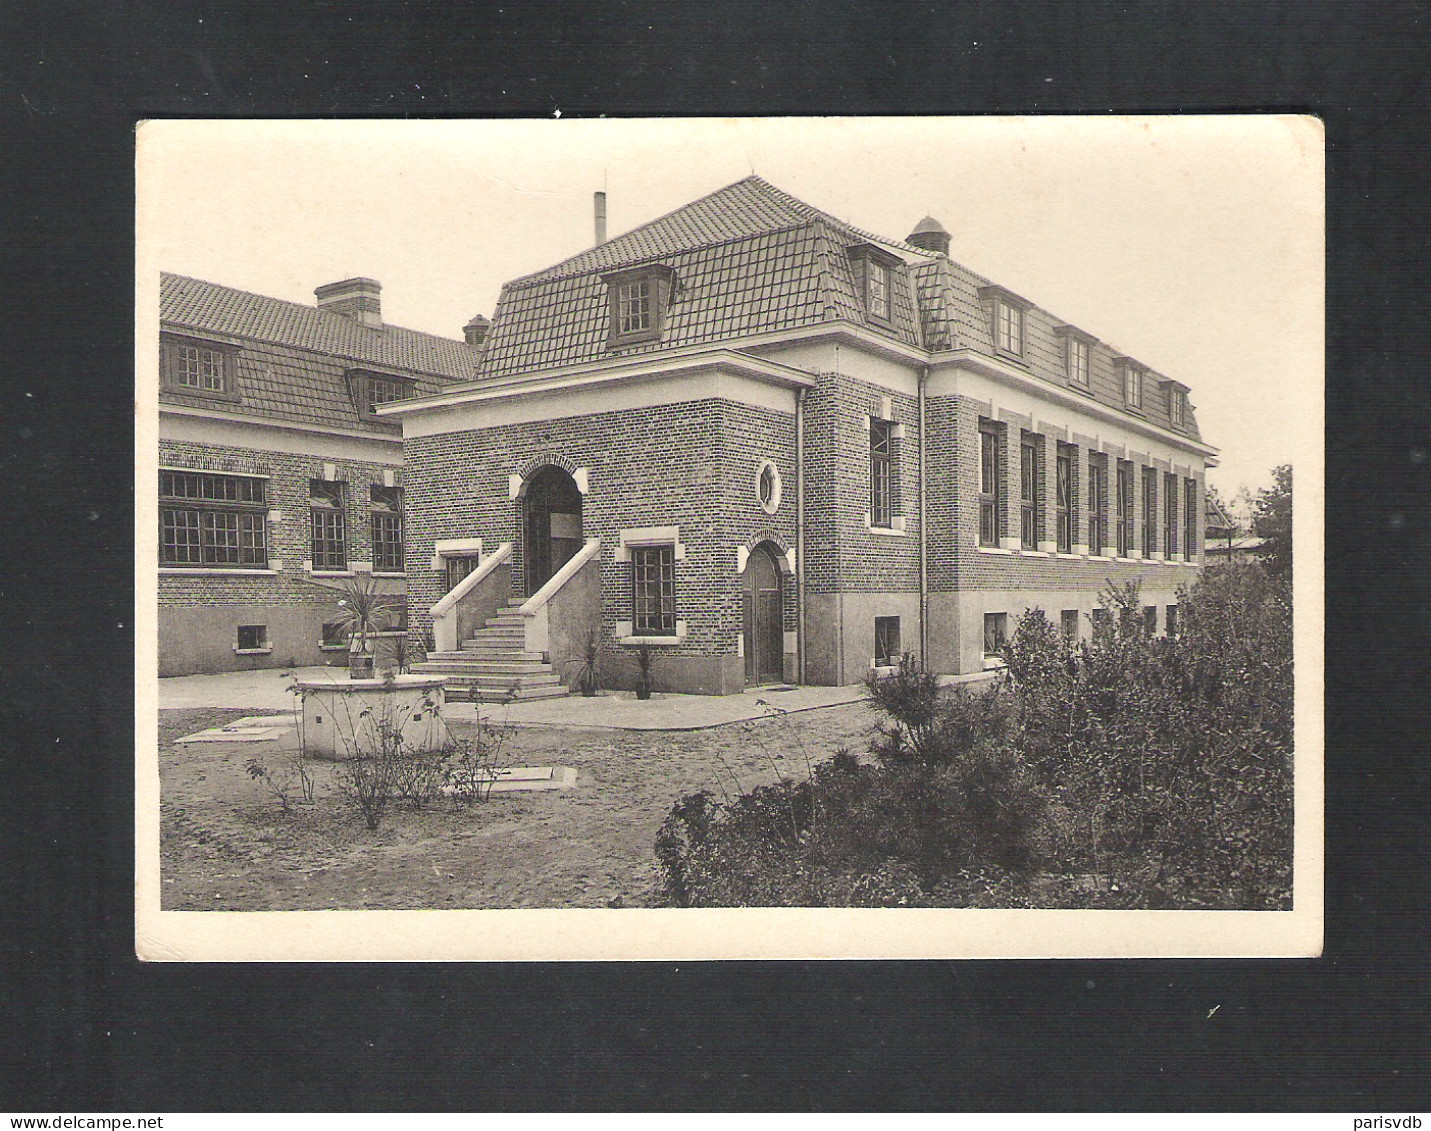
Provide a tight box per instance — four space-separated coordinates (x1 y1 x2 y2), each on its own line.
514 175 935 285
161 273 475 382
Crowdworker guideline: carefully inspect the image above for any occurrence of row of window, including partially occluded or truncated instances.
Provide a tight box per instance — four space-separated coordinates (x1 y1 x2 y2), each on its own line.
977 424 1199 558
979 294 1190 425
158 471 403 573
161 337 414 419
982 604 1180 657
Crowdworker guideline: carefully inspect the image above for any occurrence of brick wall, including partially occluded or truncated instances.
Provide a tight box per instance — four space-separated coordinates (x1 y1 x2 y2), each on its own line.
158 438 403 608
924 393 1205 599
800 371 921 595
403 397 797 667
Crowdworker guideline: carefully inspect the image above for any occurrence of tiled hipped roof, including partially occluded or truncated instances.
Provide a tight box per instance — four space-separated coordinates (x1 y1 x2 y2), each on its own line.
478 175 1203 442
162 274 475 379
160 273 475 433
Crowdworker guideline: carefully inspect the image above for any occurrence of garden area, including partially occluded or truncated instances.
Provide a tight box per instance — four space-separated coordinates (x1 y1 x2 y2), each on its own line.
656 560 1294 910
162 470 1294 911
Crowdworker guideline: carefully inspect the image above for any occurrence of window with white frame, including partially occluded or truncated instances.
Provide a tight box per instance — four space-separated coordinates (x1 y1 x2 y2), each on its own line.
1068 335 1090 388
1124 364 1144 410
1169 386 1187 426
602 264 676 348
981 286 1029 359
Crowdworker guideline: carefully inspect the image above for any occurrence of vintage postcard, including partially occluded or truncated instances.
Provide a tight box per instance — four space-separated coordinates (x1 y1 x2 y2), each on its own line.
136 117 1323 959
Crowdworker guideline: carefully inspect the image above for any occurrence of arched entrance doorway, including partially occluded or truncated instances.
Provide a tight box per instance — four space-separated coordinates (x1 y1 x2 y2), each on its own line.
742 542 784 685
522 466 583 596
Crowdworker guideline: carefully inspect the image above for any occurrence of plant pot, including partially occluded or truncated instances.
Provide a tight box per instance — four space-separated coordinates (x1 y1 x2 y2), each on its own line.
349 649 375 680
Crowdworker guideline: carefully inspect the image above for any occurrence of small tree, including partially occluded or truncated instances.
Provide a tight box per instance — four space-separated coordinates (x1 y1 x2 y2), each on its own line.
309 574 403 678
1251 463 1292 581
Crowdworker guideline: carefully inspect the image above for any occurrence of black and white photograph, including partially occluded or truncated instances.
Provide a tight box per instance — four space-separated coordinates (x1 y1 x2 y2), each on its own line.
136 117 1322 960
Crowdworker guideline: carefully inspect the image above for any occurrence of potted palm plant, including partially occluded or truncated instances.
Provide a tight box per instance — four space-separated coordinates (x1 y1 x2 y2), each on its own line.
312 573 403 679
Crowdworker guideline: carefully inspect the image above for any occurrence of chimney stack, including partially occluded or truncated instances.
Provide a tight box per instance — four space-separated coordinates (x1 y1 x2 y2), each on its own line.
594 191 607 246
463 313 490 350
315 277 382 328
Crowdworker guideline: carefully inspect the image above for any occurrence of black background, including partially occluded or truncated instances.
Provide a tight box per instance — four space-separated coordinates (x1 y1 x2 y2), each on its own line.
1 0 1427 1111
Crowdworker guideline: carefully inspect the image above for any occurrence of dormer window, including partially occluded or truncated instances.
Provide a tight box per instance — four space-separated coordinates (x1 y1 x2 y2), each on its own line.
161 334 240 402
846 244 902 328
979 286 1031 360
346 369 415 421
1166 382 1189 427
1115 357 1145 411
602 263 677 348
1054 325 1095 391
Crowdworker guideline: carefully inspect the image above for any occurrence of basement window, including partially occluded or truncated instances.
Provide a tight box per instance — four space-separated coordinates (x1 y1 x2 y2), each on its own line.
874 617 901 668
235 625 270 654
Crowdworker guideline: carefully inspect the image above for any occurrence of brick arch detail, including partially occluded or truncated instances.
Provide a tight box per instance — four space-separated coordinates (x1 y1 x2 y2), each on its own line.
741 530 794 576
511 454 587 499
515 451 580 479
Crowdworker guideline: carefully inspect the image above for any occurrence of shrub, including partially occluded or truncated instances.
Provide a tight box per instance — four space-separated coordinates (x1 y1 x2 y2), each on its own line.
1001 572 1293 907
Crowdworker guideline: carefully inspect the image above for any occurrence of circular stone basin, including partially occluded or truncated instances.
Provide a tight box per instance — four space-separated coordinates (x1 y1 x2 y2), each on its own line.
295 675 448 760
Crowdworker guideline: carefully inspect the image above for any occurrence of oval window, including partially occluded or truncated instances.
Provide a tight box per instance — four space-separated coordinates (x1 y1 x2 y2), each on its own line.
755 460 781 514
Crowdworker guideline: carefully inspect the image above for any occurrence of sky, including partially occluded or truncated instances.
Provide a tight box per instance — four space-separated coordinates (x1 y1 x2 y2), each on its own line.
138 116 1323 498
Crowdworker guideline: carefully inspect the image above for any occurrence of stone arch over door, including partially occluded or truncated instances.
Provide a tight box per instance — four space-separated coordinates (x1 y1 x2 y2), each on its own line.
742 541 785 686
519 465 583 597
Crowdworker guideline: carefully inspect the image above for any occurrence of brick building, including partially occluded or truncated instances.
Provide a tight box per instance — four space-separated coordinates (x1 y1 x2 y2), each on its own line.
158 274 477 676
384 176 1216 696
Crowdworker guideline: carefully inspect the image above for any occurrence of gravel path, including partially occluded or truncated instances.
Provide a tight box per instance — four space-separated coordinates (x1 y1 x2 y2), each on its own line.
158 701 876 911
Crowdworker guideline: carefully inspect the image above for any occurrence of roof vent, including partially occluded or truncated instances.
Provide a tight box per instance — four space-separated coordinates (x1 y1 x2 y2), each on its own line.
463 313 490 350
906 216 951 256
315 278 382 329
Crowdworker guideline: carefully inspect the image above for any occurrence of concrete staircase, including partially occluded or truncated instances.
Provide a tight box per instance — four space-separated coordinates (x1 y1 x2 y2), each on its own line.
412 598 570 703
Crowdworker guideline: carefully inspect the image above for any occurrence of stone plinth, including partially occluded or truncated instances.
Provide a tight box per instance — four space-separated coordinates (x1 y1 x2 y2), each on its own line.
297 675 448 760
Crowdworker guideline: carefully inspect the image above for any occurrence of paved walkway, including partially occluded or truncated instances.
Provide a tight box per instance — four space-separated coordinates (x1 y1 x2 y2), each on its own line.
157 666 996 731
156 666 874 730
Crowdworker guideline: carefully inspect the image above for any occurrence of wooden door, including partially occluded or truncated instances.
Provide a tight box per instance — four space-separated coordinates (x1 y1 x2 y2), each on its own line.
741 544 784 685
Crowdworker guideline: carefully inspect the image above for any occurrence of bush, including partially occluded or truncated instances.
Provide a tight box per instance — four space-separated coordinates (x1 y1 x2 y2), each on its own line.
1001 572 1293 907
655 566 1293 910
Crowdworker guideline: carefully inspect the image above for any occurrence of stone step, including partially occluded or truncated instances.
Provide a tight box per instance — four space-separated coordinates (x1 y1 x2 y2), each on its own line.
448 683 571 704
451 646 547 659
418 660 559 678
426 650 548 664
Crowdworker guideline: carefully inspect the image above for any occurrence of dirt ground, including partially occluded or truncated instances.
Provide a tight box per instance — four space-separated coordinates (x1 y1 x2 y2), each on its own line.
158 702 876 910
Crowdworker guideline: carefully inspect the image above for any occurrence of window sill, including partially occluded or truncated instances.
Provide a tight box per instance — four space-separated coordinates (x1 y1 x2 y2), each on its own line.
370 571 406 578
866 524 907 538
976 545 1014 555
1016 548 1051 557
309 570 356 578
160 567 278 575
1055 552 1083 560
868 664 900 678
619 635 683 646
318 644 349 652
233 647 272 656
1087 555 1112 562
982 656 1007 670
